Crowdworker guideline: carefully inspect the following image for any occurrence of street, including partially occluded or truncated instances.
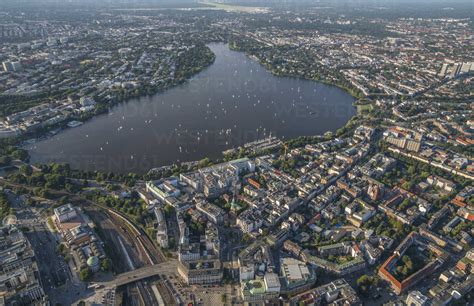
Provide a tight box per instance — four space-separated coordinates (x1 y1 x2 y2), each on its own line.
4 190 89 305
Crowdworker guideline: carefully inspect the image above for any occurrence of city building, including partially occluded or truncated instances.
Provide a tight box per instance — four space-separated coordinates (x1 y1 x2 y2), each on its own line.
54 203 77 223
0 225 45 305
378 232 448 295
406 290 430 306
287 279 360 305
279 258 316 294
177 259 223 285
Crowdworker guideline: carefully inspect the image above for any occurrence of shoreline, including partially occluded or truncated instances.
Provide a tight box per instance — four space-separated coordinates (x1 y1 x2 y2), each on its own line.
3 46 217 148
12 42 357 174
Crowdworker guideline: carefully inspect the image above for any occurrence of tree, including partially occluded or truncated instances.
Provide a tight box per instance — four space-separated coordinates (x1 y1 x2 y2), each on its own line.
34 188 50 198
101 259 111 272
96 172 105 182
57 243 67 256
79 268 91 281
356 275 371 286
198 157 211 168
146 227 157 239
47 217 57 232
11 149 28 161
163 204 175 216
401 181 413 191
242 233 252 243
44 174 66 189
51 163 70 176
356 274 376 296
0 191 11 219
402 255 411 264
0 156 11 167
402 265 410 275
20 165 33 176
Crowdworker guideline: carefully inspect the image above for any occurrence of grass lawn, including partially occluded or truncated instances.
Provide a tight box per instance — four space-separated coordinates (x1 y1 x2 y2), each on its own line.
357 104 374 114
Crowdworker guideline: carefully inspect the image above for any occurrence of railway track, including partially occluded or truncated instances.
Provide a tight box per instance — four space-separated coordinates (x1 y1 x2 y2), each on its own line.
107 211 152 266
98 206 173 305
137 280 158 306
97 205 166 264
90 210 137 273
0 178 171 304
156 280 176 306
0 178 165 263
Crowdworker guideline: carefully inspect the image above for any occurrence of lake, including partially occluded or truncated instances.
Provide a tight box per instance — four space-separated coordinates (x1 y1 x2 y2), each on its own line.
27 43 356 174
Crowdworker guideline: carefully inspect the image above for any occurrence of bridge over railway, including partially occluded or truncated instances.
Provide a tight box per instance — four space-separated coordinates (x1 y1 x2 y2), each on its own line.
99 260 178 288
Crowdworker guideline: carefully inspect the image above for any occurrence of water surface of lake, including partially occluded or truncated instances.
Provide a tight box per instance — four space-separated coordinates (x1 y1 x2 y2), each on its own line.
27 43 356 173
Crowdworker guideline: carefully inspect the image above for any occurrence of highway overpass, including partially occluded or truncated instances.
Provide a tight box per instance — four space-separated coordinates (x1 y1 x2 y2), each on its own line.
100 260 177 288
